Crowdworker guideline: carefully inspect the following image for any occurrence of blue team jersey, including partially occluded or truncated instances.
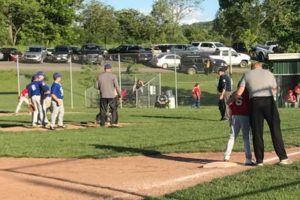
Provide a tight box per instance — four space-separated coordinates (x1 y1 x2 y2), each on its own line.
51 82 64 99
28 81 43 97
43 85 51 98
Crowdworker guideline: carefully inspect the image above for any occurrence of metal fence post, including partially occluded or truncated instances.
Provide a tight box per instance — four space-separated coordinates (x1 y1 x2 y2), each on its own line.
69 60 74 109
16 55 21 96
174 53 178 108
118 53 122 109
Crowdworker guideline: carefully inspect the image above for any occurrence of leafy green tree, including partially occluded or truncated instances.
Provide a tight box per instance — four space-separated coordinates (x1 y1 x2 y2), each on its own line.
80 0 119 45
0 0 42 46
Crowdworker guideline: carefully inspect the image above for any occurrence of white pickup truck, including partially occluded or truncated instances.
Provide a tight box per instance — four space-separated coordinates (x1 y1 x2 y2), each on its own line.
209 47 251 68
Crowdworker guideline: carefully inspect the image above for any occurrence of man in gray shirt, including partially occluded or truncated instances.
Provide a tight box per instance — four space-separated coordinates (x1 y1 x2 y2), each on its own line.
237 62 292 165
96 63 121 127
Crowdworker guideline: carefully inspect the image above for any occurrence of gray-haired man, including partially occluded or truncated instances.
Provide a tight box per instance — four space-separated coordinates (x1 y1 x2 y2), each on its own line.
237 62 292 166
96 63 121 127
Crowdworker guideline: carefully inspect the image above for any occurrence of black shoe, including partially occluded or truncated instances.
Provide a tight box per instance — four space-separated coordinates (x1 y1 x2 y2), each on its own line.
50 126 56 131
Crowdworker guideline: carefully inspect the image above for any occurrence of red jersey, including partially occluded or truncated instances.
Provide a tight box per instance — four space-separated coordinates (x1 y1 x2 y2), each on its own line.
192 86 201 98
20 88 29 97
294 85 300 94
230 90 250 116
286 93 296 103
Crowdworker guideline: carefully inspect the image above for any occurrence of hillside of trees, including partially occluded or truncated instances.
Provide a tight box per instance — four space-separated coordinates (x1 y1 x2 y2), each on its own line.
0 0 299 52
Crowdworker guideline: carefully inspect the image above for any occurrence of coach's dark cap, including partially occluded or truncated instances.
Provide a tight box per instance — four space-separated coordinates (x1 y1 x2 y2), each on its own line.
31 75 38 82
53 73 62 79
217 66 228 72
104 63 112 69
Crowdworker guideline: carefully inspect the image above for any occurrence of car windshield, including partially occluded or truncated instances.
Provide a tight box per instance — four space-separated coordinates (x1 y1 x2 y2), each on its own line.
215 43 225 47
82 45 101 53
55 47 69 52
157 54 165 59
29 47 42 52
191 43 200 47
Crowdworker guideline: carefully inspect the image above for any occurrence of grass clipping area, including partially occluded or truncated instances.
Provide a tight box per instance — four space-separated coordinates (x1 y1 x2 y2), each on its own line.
151 161 300 200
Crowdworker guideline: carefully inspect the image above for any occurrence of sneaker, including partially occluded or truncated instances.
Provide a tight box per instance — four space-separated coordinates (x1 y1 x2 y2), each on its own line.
50 126 56 130
279 159 293 165
256 163 264 167
32 124 39 128
224 156 230 161
44 123 51 128
110 124 119 128
245 159 256 166
57 125 66 129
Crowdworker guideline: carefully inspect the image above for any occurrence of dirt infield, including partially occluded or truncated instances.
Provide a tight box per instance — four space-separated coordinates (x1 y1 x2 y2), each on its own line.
0 122 130 132
0 148 299 200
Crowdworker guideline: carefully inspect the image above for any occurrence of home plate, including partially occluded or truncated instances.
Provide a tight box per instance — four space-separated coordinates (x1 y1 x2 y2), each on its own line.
203 161 239 169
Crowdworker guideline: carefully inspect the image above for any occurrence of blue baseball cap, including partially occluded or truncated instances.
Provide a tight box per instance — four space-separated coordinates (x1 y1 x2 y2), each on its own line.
104 63 112 69
53 73 62 79
36 71 45 77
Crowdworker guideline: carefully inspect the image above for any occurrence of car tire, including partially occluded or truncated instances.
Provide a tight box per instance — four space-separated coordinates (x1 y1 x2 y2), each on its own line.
240 60 248 68
187 68 196 75
162 63 168 69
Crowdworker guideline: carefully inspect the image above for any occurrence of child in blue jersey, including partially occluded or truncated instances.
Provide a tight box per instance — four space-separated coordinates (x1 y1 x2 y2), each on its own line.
28 75 44 127
50 73 65 130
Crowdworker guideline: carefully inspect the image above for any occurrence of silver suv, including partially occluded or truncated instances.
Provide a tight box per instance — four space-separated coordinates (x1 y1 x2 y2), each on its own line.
191 42 225 53
23 46 47 63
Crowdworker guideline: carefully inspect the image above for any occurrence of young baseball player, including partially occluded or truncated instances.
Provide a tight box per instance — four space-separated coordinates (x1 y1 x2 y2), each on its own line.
50 73 64 130
27 75 44 127
192 83 202 108
224 81 254 165
285 90 297 108
15 87 30 114
42 84 51 127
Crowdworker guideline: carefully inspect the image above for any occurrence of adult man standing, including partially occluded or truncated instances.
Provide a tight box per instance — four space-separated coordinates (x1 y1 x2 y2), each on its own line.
217 67 232 120
96 63 121 127
237 62 292 165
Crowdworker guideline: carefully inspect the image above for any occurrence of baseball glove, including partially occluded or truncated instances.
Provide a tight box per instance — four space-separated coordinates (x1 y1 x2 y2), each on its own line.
28 103 35 113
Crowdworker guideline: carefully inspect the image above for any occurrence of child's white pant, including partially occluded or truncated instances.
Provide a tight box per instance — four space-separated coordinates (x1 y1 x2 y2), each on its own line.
42 97 51 123
51 101 64 127
224 115 252 161
15 96 29 113
31 95 43 125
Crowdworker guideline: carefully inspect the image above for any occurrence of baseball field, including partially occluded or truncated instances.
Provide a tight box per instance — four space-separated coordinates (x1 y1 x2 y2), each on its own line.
0 62 299 200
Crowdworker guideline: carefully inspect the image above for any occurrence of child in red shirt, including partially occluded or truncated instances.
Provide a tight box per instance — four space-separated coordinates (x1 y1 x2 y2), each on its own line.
192 83 201 108
15 88 30 114
294 82 300 108
285 90 296 108
224 82 253 165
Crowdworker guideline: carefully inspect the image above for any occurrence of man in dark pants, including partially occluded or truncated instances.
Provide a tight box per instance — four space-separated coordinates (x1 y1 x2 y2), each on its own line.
96 63 121 127
237 62 292 166
217 67 231 120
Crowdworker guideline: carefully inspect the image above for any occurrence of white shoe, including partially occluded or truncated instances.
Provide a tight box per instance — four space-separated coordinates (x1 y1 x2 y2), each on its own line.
32 124 39 128
245 159 256 166
257 163 264 167
280 159 293 165
224 155 230 161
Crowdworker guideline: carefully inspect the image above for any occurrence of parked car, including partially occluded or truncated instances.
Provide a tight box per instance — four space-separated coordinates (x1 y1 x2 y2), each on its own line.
179 55 226 75
70 46 82 62
49 45 72 63
209 47 250 68
232 42 248 53
0 48 21 61
23 46 47 63
249 43 282 62
170 45 203 56
150 53 181 69
154 44 174 53
81 43 106 64
191 42 225 53
46 48 54 56
108 45 152 63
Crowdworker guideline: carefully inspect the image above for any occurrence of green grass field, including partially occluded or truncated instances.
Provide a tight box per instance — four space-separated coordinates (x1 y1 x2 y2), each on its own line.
149 161 300 200
0 64 299 199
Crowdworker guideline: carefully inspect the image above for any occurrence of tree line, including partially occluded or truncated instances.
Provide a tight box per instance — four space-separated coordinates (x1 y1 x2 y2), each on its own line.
0 0 299 52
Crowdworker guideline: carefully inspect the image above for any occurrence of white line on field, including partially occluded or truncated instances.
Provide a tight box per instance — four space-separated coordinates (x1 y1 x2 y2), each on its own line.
129 150 300 196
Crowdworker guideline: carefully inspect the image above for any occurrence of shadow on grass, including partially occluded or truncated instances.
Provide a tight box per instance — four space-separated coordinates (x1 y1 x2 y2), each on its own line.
91 144 220 164
216 180 300 200
131 114 219 122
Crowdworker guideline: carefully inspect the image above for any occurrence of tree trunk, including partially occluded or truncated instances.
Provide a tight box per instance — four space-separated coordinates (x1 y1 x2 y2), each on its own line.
7 13 14 46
